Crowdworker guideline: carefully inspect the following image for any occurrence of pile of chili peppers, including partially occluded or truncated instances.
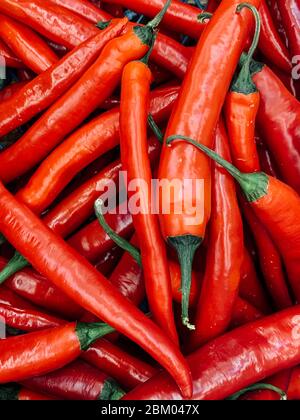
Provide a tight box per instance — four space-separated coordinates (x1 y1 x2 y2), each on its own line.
0 0 299 402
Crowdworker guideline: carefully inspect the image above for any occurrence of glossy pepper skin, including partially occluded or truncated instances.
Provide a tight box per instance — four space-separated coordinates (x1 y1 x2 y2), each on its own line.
158 0 260 328
120 60 178 343
0 18 157 184
251 60 300 194
22 360 125 400
0 286 64 331
0 14 58 74
190 121 244 348
48 0 111 22
0 39 24 68
0 80 27 102
0 183 192 398
0 19 128 139
123 307 300 400
15 84 178 215
277 0 300 59
0 322 113 384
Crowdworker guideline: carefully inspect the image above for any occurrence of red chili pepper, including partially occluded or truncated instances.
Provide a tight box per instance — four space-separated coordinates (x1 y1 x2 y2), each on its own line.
22 360 125 400
0 384 54 400
158 0 260 329
0 18 128 139
0 80 27 102
0 182 192 397
266 0 289 47
259 0 291 73
241 370 291 400
49 0 111 22
256 134 279 178
0 14 58 74
123 306 300 400
95 247 124 277
250 58 300 194
169 260 201 308
231 297 263 327
190 120 244 348
277 0 300 59
0 286 64 331
0 322 115 384
288 366 300 400
0 38 24 68
207 0 220 13
119 58 178 343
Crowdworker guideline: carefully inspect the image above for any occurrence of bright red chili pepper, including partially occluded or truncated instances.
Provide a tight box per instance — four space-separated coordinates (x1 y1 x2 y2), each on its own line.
0 322 114 384
123 306 300 400
241 370 291 400
0 384 54 400
0 14 58 74
49 0 111 22
288 366 300 400
0 80 27 102
158 0 260 329
277 0 300 60
0 38 24 68
250 58 300 194
0 285 64 331
190 119 244 348
256 134 279 178
22 360 125 400
0 18 128 139
0 182 192 398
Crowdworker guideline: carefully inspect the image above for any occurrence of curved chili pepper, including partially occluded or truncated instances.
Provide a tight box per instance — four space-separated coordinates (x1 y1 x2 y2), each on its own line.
0 39 24 68
277 0 300 59
119 59 178 343
22 360 125 400
288 366 300 400
0 182 192 398
0 286 64 331
190 119 244 348
0 322 114 384
0 385 54 400
0 18 128 139
0 80 27 102
15 83 177 215
158 0 260 329
250 58 300 194
166 133 300 305
49 0 111 22
266 0 289 47
0 14 58 74
123 306 300 400
259 0 291 73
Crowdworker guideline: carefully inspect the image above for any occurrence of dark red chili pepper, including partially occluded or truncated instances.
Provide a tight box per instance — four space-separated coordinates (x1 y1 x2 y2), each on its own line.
95 247 124 277
22 360 125 400
49 0 111 22
250 58 300 194
0 80 27 102
123 306 300 400
256 134 279 178
0 384 54 400
120 59 178 343
0 285 64 331
0 322 114 384
158 0 261 329
277 0 300 60
0 182 192 398
0 39 24 68
241 370 291 400
0 18 128 139
190 119 244 348
288 366 300 400
266 0 289 47
231 297 263 328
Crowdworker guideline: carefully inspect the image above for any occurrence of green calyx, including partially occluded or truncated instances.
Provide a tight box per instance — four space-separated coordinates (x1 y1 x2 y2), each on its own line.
231 3 261 94
168 235 202 330
95 199 142 266
99 379 125 401
166 135 269 203
96 20 112 30
148 114 163 144
227 383 287 400
76 322 115 351
134 0 171 47
0 251 29 285
0 384 20 400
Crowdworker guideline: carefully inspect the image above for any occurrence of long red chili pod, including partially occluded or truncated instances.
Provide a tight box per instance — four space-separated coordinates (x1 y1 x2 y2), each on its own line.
0 286 64 331
249 58 300 194
266 0 289 47
158 0 260 329
259 0 291 73
0 18 128 139
123 306 300 400
277 0 300 60
0 182 192 398
49 0 111 22
0 39 24 68
0 14 58 74
0 385 54 401
190 120 244 348
22 360 125 400
119 59 178 343
0 322 114 384
166 134 300 305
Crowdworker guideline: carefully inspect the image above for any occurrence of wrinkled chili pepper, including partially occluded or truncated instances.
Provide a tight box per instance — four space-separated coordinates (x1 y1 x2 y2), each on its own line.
0 14 58 74
0 182 192 398
22 360 125 400
158 0 260 329
0 18 128 139
123 306 300 400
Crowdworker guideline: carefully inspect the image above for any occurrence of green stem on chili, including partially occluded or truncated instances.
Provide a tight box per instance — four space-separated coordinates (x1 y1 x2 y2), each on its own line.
0 251 29 284
148 114 163 143
227 383 287 400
